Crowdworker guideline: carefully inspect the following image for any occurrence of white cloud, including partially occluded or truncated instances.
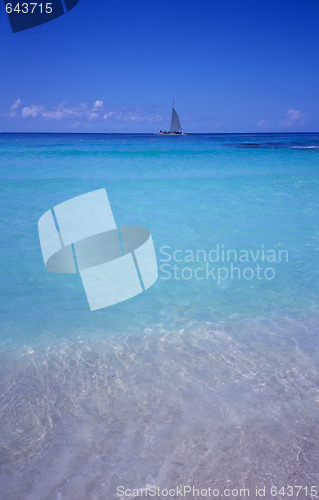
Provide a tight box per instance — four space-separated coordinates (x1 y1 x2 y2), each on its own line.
280 109 305 128
93 100 103 109
11 98 22 111
257 119 268 128
21 104 44 118
88 100 104 119
41 110 69 120
41 103 84 120
4 99 164 125
103 111 117 119
103 109 162 123
21 102 88 120
5 98 22 118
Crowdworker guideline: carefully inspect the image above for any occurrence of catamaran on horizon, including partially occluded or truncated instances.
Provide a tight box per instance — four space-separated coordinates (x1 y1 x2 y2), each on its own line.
159 100 184 135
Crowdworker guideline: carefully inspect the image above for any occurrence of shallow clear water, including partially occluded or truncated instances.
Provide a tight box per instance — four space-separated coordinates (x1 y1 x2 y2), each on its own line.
0 133 318 499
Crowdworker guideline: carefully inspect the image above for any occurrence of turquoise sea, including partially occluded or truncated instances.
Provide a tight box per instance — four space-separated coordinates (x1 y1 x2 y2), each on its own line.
0 133 319 499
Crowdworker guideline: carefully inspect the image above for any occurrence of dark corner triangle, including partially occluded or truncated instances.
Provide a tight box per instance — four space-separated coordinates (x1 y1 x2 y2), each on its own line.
63 0 81 12
4 0 64 33
3 0 81 33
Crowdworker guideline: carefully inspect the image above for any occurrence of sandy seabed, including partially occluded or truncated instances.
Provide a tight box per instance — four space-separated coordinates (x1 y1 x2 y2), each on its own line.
0 313 318 500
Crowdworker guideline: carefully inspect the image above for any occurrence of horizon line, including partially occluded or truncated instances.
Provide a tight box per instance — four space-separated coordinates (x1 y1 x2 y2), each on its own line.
1 131 319 135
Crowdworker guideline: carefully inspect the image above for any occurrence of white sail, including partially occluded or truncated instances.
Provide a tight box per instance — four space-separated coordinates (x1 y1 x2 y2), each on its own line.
170 107 182 133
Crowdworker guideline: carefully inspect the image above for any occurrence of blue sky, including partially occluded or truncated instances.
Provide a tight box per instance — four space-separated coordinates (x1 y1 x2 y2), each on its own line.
1 0 319 132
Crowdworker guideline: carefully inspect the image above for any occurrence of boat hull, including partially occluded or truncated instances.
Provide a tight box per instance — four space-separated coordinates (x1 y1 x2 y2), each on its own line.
158 131 184 135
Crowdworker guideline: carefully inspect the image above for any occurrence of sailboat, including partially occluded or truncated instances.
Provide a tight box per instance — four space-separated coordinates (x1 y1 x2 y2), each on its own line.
159 100 184 135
